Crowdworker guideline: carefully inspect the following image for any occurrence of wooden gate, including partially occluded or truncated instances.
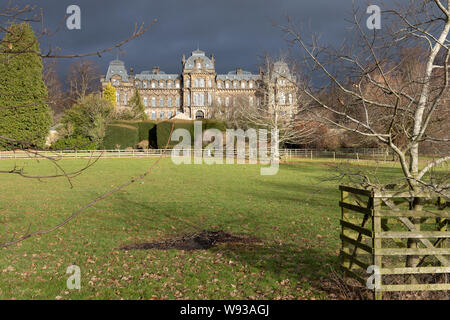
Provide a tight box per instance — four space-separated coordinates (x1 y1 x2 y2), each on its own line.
339 185 449 299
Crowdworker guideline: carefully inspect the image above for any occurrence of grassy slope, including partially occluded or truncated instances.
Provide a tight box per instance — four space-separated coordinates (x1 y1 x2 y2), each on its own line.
0 158 404 299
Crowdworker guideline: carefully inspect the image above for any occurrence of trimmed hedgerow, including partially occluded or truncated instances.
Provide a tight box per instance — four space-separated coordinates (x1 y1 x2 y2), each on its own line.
102 124 139 150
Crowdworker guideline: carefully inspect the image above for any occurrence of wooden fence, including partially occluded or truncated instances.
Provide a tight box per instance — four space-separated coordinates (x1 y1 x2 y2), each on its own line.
339 185 449 299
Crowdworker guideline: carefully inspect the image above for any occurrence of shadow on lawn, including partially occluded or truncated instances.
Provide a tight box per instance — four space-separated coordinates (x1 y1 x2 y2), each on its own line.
214 240 340 296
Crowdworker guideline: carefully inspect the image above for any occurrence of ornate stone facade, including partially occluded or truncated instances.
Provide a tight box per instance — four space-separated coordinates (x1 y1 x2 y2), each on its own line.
100 49 297 120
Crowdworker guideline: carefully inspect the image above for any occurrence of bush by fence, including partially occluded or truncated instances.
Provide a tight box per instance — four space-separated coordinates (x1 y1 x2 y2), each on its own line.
102 124 139 150
104 119 227 150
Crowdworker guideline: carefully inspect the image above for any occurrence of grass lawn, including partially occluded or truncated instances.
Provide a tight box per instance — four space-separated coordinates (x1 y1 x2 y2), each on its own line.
0 157 405 299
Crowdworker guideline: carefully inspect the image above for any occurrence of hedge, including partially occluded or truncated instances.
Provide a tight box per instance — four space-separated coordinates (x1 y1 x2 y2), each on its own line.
102 124 139 150
103 120 226 149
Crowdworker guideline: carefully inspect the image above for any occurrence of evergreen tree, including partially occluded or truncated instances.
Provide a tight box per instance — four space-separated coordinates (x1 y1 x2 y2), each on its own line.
129 88 148 120
0 23 52 149
102 82 116 107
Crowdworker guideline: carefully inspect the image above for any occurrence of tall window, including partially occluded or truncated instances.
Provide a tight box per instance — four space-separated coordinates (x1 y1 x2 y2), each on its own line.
186 94 190 106
208 79 212 88
143 97 148 107
217 97 222 106
159 111 165 119
225 81 230 89
151 97 156 107
194 78 199 88
249 81 254 89
168 111 173 118
143 81 148 88
168 97 172 107
249 96 254 106
233 81 238 88
159 82 164 88
151 111 156 119
225 96 230 107
186 78 190 88
200 93 205 106
208 92 212 106
199 78 205 88
160 97 164 107
167 81 172 88
288 93 293 105
123 93 128 105
197 62 201 69
175 81 180 88
151 81 156 88
279 93 286 105
116 92 120 103
176 97 180 107
193 93 198 106
241 81 246 89
217 81 222 88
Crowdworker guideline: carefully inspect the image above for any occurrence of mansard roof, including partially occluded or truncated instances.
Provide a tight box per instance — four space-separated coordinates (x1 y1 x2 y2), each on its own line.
135 71 181 81
184 49 214 70
105 59 129 82
217 71 260 81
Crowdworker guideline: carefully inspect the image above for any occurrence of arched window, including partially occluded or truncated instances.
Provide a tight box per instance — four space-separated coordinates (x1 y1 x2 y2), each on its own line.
199 78 205 88
151 81 156 88
175 81 180 88
241 81 246 89
143 81 148 89
194 78 199 88
217 81 222 88
233 81 238 88
195 110 204 119
197 62 202 69
225 81 230 89
159 81 164 88
185 78 190 88
167 81 172 88
249 81 254 89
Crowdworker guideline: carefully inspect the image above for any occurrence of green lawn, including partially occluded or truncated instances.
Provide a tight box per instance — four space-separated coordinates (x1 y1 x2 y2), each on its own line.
0 157 404 299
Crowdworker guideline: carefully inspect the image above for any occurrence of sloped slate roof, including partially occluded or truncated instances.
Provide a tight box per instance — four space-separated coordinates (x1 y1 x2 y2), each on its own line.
184 49 214 70
105 59 128 82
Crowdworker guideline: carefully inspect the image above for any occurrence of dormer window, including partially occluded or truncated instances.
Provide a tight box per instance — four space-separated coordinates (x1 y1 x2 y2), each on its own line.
151 81 156 88
197 62 202 69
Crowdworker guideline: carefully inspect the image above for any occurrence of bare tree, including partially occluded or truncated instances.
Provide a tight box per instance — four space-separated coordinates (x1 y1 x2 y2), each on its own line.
42 58 68 121
217 56 316 158
278 0 449 270
66 59 101 103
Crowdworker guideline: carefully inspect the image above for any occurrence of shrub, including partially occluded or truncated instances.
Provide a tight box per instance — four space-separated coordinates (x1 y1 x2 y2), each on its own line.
51 135 97 150
102 124 139 150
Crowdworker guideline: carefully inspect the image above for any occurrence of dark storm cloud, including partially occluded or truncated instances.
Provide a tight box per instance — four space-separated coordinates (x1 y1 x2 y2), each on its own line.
9 0 367 76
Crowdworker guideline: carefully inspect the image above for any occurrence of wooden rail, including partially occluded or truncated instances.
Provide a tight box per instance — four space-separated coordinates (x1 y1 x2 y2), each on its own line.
339 185 449 299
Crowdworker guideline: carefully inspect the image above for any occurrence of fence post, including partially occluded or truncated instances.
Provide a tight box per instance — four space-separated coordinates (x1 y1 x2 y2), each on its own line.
333 151 336 161
310 150 313 160
356 152 359 161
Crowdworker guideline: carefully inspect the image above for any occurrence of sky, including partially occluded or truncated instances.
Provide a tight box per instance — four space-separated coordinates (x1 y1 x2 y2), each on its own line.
7 0 380 77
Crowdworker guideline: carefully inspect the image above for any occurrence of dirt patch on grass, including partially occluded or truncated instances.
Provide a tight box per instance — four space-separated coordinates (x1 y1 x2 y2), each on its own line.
119 230 259 251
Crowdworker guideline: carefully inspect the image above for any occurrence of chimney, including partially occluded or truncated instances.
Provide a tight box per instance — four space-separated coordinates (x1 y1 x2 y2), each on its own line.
237 68 243 75
152 66 160 74
210 54 215 65
181 54 186 67
129 67 134 76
